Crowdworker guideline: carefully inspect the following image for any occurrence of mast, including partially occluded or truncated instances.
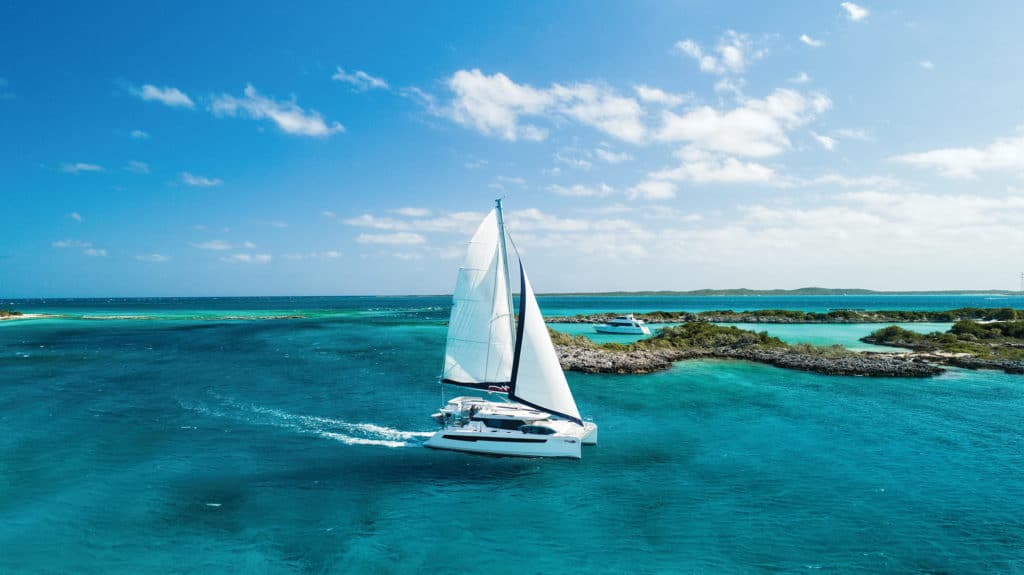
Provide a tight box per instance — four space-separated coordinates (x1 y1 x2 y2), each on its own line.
495 198 516 348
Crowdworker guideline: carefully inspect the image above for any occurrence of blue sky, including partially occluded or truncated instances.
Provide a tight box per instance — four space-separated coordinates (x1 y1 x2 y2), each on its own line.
2 1 1024 296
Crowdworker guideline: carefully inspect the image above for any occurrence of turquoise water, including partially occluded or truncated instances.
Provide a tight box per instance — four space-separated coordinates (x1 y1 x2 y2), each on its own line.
2 297 1023 573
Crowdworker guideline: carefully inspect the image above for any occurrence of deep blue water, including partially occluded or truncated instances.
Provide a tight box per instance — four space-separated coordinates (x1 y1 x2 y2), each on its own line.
2 296 1023 573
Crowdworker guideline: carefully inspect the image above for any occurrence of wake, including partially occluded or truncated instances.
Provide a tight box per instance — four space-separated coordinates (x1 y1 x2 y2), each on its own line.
180 396 433 448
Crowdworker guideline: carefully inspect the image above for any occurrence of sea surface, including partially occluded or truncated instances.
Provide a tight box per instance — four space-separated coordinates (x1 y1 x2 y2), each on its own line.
1 296 1022 574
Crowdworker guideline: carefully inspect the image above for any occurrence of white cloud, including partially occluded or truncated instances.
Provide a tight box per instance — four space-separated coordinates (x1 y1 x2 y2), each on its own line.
52 239 91 249
130 129 150 140
841 2 869 21
322 210 336 218
800 34 824 48
136 254 169 262
222 253 272 264
136 84 194 108
69 212 82 222
357 232 427 245
835 128 870 141
192 240 233 250
393 207 431 217
675 31 762 75
633 85 688 107
594 148 632 164
547 183 614 197
891 130 1024 178
447 69 552 141
332 67 389 91
920 60 935 70
83 248 107 257
549 83 646 143
656 88 832 157
648 147 776 184
61 162 102 174
627 180 677 200
554 150 592 170
181 172 223 187
210 84 344 137
810 131 837 151
126 160 150 174
464 158 488 169
442 69 645 143
802 173 900 189
283 250 341 260
789 72 811 84
714 77 745 98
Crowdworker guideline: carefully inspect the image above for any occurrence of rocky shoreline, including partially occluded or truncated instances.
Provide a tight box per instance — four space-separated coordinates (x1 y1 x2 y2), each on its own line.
556 344 944 377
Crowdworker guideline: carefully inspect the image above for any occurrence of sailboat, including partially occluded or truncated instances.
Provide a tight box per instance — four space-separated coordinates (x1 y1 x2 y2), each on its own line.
424 199 598 459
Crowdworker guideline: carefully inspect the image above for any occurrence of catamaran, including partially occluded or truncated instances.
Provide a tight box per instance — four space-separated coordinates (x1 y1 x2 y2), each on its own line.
424 200 598 459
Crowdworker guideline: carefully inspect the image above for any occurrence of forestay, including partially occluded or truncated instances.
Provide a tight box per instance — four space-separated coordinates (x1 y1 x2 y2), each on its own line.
442 209 515 385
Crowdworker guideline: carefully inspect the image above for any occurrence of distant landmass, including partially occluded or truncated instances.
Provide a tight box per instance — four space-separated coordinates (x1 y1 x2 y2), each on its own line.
544 287 1022 296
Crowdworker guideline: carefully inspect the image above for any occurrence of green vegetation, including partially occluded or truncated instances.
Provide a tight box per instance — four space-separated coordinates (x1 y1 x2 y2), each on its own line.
634 322 788 351
863 320 1024 361
0 310 23 318
559 307 1024 324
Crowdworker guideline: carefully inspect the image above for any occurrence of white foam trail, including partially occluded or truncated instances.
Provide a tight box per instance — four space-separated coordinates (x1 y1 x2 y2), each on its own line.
180 398 431 448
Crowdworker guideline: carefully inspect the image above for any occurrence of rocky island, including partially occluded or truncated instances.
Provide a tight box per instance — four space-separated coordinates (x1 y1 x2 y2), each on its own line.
552 319 1024 377
550 307 1023 324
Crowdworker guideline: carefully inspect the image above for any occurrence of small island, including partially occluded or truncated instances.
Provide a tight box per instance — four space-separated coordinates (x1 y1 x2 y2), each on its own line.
550 307 1023 324
551 318 1024 377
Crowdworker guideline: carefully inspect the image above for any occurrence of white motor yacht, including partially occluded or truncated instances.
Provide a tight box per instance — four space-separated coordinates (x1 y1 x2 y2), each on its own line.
423 199 598 459
595 314 651 335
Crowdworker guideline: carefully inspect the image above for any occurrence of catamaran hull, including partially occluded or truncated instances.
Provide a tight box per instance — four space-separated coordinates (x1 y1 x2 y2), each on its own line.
424 430 583 459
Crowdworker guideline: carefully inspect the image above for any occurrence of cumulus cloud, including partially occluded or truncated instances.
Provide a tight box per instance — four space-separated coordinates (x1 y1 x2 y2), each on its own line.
810 131 837 151
627 180 677 200
789 72 812 84
136 254 169 262
920 60 935 70
675 30 763 75
52 239 92 249
891 130 1024 178
283 250 341 260
633 85 688 107
210 84 344 137
69 212 82 222
800 34 824 48
222 253 272 264
594 148 632 163
656 88 832 157
61 162 102 174
648 147 776 184
181 172 223 187
356 232 427 245
130 129 150 140
547 183 615 197
126 160 150 174
393 207 431 217
83 248 107 257
135 84 194 108
841 2 869 21
332 67 389 91
191 240 233 250
442 69 645 143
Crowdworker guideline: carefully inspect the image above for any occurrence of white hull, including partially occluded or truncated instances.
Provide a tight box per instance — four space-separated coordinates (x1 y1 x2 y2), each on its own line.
425 428 583 459
595 324 650 335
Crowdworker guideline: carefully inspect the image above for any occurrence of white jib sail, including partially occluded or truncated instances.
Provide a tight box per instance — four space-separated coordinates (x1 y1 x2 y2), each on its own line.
511 265 582 424
442 209 514 384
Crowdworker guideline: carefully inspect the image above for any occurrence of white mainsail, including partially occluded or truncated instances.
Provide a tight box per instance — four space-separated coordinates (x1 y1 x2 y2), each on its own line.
509 264 583 425
441 209 515 385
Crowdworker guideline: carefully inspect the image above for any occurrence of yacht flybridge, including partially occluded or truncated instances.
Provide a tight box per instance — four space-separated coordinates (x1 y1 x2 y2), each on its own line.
595 314 651 335
424 200 598 459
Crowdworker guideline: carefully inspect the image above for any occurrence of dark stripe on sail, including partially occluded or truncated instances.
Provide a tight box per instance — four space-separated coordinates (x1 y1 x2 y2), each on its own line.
441 379 510 393
507 262 584 427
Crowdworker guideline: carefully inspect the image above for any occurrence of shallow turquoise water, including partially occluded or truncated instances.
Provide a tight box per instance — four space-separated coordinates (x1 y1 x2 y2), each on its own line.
1 297 1022 573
